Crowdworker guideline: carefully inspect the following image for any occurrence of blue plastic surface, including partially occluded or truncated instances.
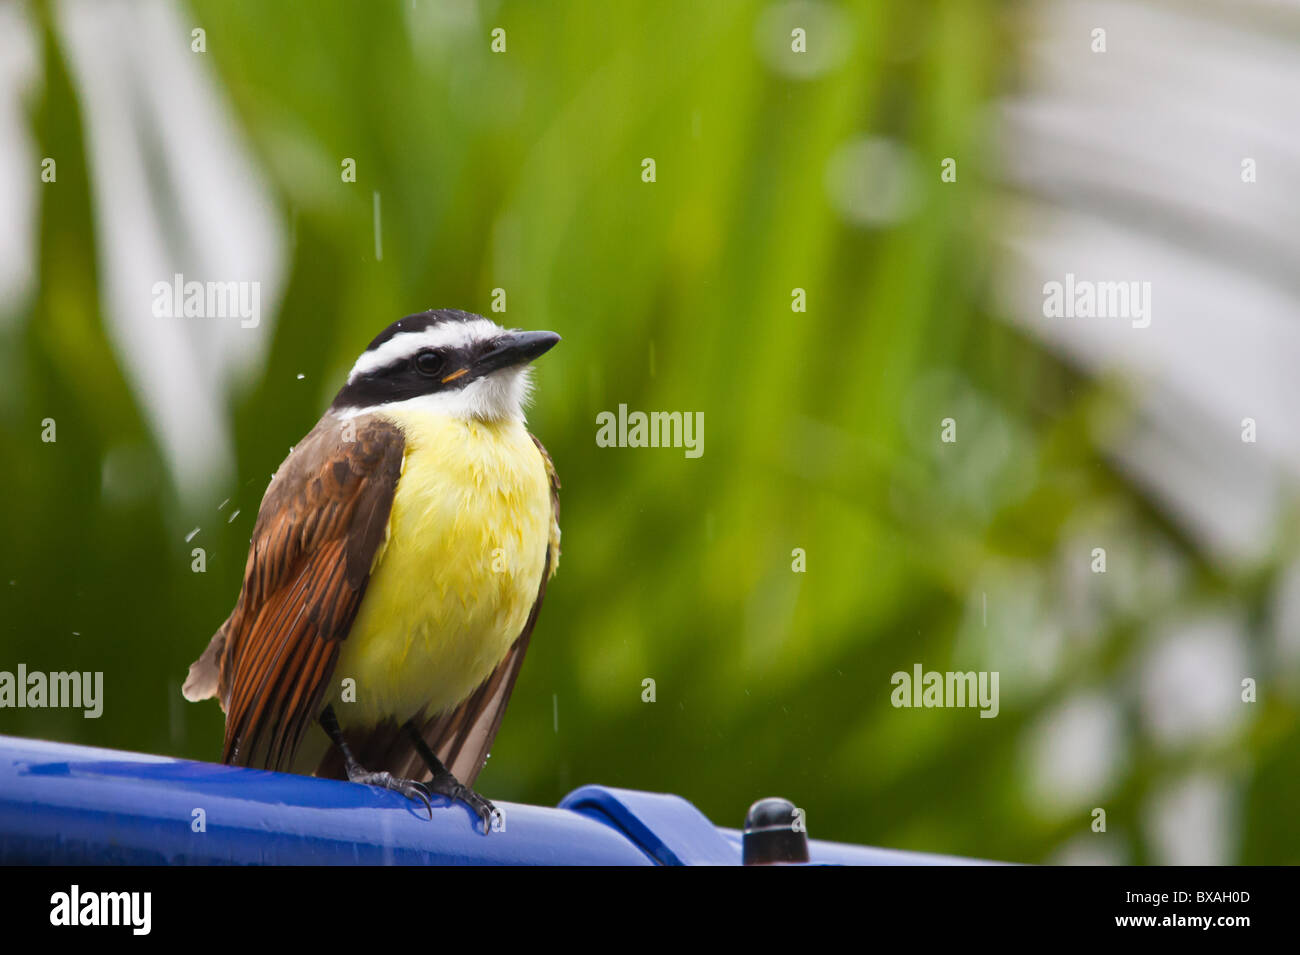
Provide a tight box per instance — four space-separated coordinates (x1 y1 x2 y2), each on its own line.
0 734 989 865
0 735 653 865
561 785 741 865
716 829 990 865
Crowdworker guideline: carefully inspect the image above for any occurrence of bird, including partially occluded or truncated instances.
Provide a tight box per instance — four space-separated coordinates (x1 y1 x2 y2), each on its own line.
182 308 561 832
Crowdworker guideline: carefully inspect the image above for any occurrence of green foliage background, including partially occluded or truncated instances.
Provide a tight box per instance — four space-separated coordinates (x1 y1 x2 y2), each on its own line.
2 0 1297 863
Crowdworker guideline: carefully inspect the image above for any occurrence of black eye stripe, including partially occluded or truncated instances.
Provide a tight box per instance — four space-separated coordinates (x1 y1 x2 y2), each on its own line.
329 333 488 412
361 347 465 379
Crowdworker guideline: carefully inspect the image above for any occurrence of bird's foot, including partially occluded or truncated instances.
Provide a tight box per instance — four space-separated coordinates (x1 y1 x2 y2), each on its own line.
425 771 496 834
347 768 432 819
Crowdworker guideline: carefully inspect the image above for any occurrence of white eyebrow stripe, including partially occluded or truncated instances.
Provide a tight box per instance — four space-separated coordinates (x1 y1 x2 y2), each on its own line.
347 318 501 382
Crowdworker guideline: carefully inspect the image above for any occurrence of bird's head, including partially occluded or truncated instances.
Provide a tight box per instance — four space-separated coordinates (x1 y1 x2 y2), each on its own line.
332 309 560 422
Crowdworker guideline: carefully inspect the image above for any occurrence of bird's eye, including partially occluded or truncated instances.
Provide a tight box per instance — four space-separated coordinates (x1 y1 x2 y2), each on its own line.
414 350 444 377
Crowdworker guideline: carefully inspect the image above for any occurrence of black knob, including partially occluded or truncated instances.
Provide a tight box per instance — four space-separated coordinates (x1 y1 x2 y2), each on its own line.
743 797 810 865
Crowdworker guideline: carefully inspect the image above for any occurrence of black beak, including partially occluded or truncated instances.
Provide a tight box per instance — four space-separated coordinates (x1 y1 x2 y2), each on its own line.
474 330 561 376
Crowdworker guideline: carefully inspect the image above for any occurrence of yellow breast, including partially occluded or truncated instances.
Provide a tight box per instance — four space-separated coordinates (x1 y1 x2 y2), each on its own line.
333 410 552 725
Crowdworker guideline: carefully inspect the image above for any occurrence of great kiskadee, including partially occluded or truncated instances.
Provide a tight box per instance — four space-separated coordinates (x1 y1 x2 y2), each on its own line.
182 308 561 830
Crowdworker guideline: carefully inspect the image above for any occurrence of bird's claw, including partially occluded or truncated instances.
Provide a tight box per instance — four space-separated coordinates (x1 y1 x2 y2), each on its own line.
425 772 496 834
349 769 433 819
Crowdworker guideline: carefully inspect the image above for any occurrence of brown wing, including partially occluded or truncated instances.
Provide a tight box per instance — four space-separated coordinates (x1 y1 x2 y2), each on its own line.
317 433 560 787
213 414 404 771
